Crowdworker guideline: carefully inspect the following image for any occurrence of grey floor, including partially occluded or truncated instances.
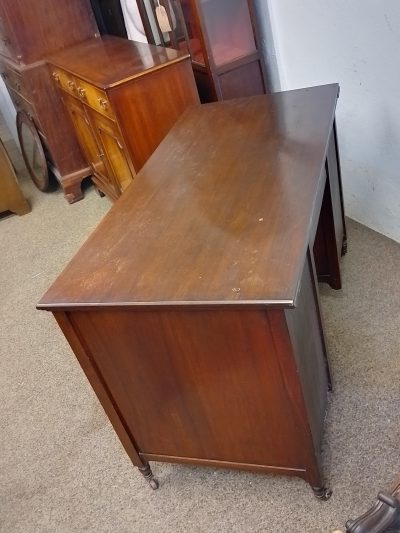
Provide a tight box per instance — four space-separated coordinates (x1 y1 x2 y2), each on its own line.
1 134 399 533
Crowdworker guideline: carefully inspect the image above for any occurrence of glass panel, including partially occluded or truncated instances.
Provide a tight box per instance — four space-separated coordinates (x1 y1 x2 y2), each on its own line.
199 0 256 67
180 0 205 65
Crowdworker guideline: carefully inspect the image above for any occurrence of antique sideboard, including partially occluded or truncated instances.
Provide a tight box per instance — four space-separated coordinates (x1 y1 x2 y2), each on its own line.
38 84 346 499
48 36 199 201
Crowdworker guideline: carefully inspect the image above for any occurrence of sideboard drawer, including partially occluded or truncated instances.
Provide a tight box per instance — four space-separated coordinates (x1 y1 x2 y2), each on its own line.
74 78 114 121
51 67 78 97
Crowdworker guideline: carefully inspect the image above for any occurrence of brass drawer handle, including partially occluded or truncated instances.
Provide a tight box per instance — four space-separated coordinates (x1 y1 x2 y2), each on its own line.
67 80 75 90
77 87 86 99
52 72 60 83
116 138 123 150
97 97 108 110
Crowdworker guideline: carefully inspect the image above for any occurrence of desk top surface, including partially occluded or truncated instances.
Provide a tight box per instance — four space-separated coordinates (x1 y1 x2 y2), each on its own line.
39 84 339 310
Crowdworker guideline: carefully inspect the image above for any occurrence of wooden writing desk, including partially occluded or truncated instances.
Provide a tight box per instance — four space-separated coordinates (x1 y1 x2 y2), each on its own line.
38 84 346 499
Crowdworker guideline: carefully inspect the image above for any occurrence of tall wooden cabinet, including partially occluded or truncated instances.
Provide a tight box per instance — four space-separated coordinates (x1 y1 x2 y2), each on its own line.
48 36 199 200
137 0 267 102
0 0 99 202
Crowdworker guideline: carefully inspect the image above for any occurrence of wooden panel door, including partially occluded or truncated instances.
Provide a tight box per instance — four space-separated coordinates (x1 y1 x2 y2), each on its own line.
87 108 135 194
61 93 118 194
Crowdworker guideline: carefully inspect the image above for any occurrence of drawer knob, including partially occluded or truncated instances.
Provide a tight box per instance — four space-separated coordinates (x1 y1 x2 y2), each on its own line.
52 72 60 83
97 97 108 110
2 37 10 45
77 87 86 99
16 83 21 91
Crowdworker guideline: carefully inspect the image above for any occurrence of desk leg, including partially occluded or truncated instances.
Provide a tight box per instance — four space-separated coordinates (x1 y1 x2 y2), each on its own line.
333 119 347 256
53 311 159 490
314 175 341 290
314 121 346 289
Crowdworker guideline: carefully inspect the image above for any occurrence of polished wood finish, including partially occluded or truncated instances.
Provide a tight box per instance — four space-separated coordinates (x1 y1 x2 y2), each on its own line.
38 85 346 497
0 0 99 202
49 36 199 199
0 0 98 64
0 137 30 216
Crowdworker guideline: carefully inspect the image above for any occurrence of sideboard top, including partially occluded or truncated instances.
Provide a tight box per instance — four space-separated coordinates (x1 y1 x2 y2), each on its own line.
38 84 339 311
47 36 191 89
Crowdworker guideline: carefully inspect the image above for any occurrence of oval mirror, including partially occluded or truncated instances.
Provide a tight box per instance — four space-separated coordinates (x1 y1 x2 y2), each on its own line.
16 110 49 191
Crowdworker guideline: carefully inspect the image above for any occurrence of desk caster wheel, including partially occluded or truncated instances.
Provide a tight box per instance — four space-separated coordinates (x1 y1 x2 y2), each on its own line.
312 486 332 501
149 478 159 490
139 463 159 490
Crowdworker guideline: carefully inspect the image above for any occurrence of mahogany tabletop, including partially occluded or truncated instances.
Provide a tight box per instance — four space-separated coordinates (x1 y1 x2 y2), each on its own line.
38 84 339 311
48 35 191 89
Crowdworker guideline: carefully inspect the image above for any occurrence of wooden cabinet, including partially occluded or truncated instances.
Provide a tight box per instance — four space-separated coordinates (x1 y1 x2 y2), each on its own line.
0 137 30 216
137 0 267 102
49 36 199 200
0 0 99 202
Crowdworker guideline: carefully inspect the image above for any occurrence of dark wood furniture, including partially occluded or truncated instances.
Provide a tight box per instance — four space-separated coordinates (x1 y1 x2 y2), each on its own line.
38 84 346 498
48 36 199 200
137 0 267 102
345 475 400 532
0 0 99 202
0 136 30 216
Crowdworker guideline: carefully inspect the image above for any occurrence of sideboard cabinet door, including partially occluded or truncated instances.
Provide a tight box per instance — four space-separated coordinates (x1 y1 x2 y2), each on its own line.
87 109 135 194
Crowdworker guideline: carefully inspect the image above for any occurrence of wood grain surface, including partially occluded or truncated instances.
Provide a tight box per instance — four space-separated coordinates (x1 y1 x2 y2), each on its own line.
48 36 191 89
38 84 339 310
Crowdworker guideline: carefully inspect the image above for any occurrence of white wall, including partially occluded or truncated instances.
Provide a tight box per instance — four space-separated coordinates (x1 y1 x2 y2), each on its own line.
260 0 400 243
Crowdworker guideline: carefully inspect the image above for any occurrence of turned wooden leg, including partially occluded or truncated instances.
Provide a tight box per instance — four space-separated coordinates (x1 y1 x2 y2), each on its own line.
138 463 159 490
312 485 333 501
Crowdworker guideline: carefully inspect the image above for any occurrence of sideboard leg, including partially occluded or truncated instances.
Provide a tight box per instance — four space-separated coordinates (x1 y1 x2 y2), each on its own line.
62 179 84 204
138 463 159 490
312 486 333 501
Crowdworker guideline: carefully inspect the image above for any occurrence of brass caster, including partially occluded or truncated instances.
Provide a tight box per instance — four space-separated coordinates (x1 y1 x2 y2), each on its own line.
312 486 333 501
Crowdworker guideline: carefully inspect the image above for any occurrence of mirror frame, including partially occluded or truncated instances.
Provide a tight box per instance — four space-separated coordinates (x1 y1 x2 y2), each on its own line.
16 110 49 192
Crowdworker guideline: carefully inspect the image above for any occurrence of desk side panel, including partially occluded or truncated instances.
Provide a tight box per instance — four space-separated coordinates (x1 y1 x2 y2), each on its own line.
67 307 309 472
285 253 329 452
53 311 145 469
